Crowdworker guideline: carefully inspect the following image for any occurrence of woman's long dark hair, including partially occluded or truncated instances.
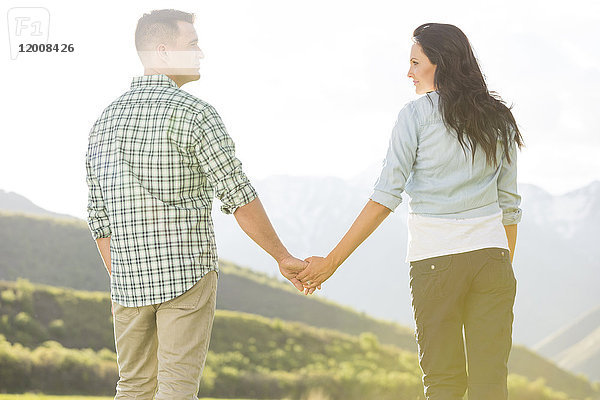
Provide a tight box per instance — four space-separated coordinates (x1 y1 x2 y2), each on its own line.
413 23 524 166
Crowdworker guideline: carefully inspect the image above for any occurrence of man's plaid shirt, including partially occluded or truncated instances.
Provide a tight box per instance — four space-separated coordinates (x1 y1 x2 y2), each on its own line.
86 74 257 307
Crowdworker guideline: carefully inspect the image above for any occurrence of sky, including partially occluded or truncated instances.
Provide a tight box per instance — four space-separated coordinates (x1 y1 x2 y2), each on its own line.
1 0 599 218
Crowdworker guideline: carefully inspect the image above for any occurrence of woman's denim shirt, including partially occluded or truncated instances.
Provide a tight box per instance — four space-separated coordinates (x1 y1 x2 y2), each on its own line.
370 91 522 225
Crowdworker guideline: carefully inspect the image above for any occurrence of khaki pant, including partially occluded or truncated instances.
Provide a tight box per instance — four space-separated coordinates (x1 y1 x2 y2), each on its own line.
112 271 218 400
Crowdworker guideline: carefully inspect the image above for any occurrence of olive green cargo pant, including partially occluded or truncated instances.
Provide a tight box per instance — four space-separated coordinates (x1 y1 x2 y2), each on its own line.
410 248 517 400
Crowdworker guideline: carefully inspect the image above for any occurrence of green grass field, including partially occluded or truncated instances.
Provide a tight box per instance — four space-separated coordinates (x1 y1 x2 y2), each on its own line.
0 396 255 400
0 396 113 400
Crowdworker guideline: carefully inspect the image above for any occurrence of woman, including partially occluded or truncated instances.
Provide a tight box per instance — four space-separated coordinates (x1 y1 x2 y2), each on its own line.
297 23 523 400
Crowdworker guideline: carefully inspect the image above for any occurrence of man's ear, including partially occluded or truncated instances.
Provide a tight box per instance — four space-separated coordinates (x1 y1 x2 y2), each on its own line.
156 43 169 63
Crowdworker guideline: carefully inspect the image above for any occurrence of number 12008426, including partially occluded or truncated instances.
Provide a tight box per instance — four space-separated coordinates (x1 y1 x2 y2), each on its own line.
19 43 74 53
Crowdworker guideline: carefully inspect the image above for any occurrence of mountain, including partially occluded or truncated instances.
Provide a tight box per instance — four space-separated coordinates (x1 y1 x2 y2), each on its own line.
511 182 600 346
211 177 600 347
0 189 77 220
535 306 600 381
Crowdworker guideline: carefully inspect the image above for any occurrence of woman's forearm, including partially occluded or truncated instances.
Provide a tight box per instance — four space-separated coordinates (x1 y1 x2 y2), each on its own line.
327 200 392 268
503 224 517 263
297 199 392 289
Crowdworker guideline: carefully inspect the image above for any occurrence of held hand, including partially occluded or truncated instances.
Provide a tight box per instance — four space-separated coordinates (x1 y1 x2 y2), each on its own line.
278 255 309 292
303 284 322 295
297 256 338 291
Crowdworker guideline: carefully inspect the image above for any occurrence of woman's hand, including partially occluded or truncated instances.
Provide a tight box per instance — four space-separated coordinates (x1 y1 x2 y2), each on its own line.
297 256 338 291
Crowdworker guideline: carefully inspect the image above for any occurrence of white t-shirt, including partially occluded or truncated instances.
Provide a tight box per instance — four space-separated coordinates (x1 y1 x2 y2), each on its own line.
406 210 509 262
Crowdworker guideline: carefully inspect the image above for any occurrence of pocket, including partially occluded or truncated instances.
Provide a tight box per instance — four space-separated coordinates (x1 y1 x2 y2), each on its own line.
410 254 453 276
410 254 453 301
163 284 202 310
482 248 516 291
113 302 140 322
483 247 510 262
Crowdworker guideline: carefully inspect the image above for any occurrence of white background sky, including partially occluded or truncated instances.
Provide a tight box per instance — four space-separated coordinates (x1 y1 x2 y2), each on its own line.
1 0 599 218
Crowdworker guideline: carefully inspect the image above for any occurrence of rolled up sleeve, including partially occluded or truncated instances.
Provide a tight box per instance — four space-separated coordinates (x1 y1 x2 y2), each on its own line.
85 151 111 239
370 103 420 212
194 105 257 215
497 137 522 225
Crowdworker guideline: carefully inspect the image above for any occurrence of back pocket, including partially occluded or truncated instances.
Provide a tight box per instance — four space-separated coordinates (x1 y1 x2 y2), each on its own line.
482 248 516 291
410 254 453 276
484 247 510 263
409 254 453 301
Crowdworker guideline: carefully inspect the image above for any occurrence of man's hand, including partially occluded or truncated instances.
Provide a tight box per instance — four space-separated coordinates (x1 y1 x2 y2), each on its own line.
278 255 311 292
297 256 338 292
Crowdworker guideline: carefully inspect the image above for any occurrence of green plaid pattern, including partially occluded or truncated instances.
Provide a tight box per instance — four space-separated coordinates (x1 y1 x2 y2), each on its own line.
86 74 257 307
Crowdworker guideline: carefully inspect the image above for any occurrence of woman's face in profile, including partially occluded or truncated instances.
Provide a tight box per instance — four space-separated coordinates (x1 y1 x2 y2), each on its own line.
407 43 436 94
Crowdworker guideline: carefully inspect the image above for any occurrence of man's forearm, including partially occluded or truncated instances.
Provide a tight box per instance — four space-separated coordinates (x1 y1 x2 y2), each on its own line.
503 224 517 263
95 237 111 276
233 197 290 262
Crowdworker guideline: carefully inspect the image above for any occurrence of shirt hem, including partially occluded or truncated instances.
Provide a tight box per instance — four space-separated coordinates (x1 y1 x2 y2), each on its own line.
110 266 218 308
406 243 509 263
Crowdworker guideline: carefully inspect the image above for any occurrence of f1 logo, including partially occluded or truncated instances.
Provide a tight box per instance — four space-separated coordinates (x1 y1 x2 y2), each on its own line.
7 7 50 60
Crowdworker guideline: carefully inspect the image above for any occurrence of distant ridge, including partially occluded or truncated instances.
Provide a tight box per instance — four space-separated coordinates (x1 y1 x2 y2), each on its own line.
535 306 600 381
0 189 78 220
535 306 600 358
555 326 600 381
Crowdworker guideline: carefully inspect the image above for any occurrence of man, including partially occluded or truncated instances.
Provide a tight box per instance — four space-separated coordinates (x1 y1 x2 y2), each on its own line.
85 9 311 399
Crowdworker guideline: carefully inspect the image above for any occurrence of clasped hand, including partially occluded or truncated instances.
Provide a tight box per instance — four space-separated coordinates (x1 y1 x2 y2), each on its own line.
279 254 337 295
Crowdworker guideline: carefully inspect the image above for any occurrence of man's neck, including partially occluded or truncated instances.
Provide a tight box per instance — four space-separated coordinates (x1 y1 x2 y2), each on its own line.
143 69 186 88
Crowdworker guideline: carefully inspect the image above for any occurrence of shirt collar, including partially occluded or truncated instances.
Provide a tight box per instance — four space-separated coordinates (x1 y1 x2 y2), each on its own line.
425 90 439 102
130 74 179 90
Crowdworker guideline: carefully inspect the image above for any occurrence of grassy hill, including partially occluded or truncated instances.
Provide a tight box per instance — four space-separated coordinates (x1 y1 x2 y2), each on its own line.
1 279 597 399
1 212 599 398
0 211 416 350
508 341 600 399
0 212 106 291
0 278 420 398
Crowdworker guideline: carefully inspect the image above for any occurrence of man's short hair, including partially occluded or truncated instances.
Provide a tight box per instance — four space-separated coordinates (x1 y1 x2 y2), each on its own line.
135 9 195 51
